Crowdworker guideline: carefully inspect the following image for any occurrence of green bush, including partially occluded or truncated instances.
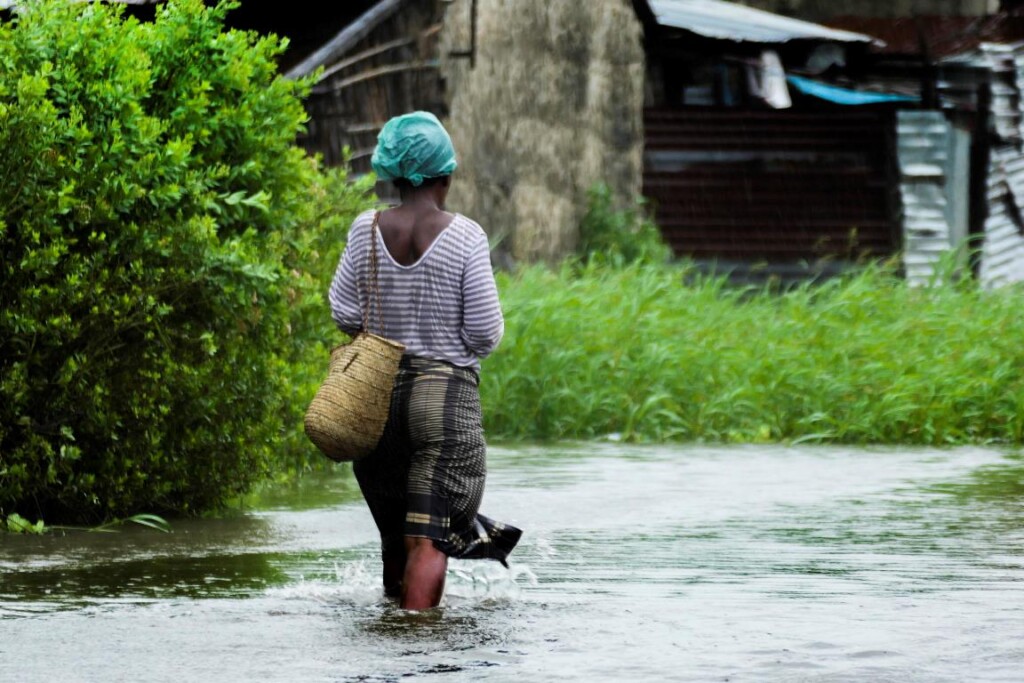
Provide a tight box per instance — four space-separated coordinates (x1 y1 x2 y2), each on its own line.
0 0 370 523
576 183 671 266
276 162 377 476
483 261 1024 445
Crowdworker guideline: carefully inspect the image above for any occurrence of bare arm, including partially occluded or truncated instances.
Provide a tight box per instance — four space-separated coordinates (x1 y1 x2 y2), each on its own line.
327 229 364 337
460 233 504 358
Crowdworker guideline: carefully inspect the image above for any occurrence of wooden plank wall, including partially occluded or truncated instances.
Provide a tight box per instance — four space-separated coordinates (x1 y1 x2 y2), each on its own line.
297 1 447 177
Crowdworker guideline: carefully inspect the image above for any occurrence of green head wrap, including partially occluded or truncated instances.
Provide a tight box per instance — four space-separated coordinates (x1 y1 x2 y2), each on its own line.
371 111 458 187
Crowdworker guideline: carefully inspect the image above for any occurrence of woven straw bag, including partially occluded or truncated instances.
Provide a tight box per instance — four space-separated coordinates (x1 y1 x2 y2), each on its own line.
304 213 405 462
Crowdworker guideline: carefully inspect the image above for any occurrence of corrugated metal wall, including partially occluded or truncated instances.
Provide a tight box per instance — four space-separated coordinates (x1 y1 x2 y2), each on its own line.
980 146 1024 284
897 111 957 286
977 46 1024 286
642 109 900 264
936 43 1024 286
900 44 1024 287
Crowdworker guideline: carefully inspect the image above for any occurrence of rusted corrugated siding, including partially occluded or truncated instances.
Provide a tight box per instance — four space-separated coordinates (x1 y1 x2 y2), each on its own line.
643 109 900 263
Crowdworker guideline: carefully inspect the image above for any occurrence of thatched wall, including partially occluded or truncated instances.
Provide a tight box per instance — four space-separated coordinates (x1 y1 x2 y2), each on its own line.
440 0 645 262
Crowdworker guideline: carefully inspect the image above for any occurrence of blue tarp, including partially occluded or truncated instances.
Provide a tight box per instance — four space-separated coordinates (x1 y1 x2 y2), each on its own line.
786 75 919 106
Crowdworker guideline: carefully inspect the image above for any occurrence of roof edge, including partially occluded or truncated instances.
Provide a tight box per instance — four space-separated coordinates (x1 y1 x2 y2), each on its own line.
642 0 879 45
285 0 403 80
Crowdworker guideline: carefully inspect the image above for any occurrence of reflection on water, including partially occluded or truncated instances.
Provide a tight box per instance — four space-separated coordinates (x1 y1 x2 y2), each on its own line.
241 468 366 511
1 444 1022 682
928 452 1024 501
0 551 289 603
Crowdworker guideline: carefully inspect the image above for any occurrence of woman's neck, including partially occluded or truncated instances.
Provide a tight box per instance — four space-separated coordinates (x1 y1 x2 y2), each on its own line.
398 197 441 212
397 184 445 211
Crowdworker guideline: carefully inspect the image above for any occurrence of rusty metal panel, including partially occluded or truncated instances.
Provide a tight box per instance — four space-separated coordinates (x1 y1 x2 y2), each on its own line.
643 109 900 264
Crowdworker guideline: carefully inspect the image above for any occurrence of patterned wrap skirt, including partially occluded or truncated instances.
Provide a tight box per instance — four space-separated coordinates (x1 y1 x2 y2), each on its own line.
353 355 522 565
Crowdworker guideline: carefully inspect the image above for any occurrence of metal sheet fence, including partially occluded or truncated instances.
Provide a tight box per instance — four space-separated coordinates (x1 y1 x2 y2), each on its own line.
642 109 900 264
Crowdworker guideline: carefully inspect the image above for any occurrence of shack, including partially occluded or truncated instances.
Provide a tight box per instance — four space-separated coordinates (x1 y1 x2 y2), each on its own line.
827 12 1024 285
292 0 1024 285
292 0 898 271
633 0 910 283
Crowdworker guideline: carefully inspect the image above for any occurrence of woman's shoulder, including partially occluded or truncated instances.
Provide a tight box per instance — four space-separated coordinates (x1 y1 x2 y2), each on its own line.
450 213 487 242
353 208 378 228
347 209 379 241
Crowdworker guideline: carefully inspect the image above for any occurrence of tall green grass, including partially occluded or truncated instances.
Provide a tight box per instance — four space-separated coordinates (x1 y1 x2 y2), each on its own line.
482 261 1024 445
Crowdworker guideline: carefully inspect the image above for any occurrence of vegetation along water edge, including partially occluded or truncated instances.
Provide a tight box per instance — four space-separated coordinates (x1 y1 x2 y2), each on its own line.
484 260 1024 445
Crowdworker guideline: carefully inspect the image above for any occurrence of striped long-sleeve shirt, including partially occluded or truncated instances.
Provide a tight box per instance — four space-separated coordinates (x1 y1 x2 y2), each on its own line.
328 209 504 371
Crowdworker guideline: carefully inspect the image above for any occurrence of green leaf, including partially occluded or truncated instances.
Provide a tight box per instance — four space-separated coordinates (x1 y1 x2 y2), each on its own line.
5 513 45 534
123 514 172 533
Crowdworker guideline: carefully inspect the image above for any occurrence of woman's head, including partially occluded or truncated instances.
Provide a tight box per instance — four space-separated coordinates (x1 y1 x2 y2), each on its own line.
371 111 457 189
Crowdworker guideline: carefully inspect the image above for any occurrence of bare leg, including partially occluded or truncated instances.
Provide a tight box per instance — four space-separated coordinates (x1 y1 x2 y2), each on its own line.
401 536 447 610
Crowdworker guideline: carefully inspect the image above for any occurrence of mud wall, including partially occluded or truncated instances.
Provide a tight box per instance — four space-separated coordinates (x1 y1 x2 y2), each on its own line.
440 0 645 262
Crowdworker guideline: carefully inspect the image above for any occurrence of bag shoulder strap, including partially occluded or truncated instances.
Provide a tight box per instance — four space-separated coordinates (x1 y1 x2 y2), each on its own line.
361 211 385 335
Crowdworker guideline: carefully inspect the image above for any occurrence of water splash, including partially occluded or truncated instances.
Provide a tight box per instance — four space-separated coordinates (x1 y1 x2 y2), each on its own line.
445 561 538 605
264 559 382 606
533 536 559 560
265 557 538 609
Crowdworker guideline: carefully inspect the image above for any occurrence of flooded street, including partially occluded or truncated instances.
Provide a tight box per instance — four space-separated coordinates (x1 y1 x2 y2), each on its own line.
2 444 1022 682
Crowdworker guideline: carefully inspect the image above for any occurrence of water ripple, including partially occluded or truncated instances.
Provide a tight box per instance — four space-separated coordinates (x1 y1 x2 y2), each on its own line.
1 444 1022 682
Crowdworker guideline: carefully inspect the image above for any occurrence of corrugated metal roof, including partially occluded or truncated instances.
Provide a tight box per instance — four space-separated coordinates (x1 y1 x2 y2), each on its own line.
647 0 876 44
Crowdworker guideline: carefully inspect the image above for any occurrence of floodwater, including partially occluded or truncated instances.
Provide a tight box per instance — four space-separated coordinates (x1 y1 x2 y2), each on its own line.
1 444 1022 682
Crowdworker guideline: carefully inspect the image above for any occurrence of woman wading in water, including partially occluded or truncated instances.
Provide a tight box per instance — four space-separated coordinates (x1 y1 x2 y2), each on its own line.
328 112 521 610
